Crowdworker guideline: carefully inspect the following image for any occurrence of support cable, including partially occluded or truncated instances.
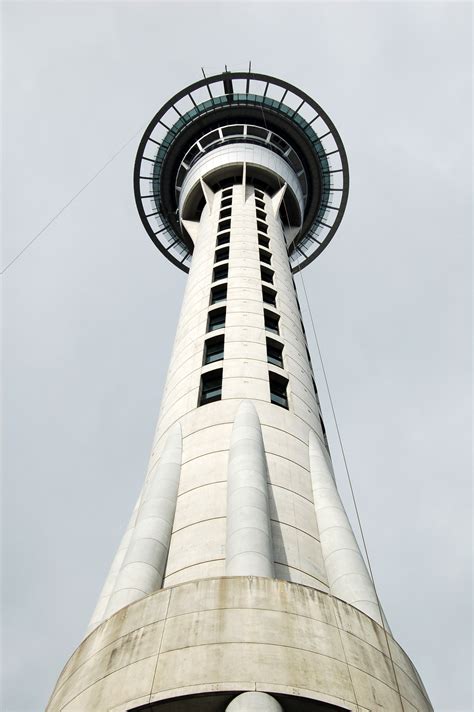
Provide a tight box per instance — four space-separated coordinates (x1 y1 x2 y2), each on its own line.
295 267 406 710
255 95 405 709
1 128 143 276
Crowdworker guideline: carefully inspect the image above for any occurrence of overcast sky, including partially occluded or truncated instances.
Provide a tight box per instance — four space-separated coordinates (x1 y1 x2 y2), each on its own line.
2 2 472 711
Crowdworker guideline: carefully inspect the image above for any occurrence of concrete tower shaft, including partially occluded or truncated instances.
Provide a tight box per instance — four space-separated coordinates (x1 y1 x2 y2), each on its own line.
47 72 432 712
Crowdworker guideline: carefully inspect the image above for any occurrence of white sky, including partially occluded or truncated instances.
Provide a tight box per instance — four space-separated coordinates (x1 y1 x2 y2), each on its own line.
2 2 472 711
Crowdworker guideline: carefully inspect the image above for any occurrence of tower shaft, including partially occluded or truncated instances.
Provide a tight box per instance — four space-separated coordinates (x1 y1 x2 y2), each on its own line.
47 71 432 712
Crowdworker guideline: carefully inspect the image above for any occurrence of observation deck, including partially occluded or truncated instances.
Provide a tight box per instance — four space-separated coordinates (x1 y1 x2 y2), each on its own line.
134 71 349 272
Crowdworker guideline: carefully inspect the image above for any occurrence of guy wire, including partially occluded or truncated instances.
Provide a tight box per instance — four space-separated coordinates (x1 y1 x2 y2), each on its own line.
257 94 405 709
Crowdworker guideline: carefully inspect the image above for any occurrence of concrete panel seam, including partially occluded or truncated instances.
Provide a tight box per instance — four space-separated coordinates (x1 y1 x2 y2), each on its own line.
147 584 173 705
171 514 226 535
164 558 225 578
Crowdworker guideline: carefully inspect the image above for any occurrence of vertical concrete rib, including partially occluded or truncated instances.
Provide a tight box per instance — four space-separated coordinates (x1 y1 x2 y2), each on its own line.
226 692 284 711
104 423 182 617
85 494 141 634
226 400 274 577
308 429 389 629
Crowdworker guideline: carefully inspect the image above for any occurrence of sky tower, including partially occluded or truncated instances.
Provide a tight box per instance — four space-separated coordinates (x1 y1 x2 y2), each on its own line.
47 71 432 712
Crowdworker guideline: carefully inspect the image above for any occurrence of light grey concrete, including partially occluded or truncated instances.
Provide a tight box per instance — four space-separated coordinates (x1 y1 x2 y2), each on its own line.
103 422 182 618
85 494 142 636
4 7 471 712
46 577 432 712
44 70 435 711
179 144 304 222
226 691 283 711
226 400 274 577
309 429 389 629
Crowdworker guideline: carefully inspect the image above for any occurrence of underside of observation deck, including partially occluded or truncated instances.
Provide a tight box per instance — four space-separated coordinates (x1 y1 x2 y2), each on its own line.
134 71 349 272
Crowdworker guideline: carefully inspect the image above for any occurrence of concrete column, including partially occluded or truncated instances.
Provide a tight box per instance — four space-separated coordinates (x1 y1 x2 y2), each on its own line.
226 400 274 577
85 494 141 634
308 429 389 629
104 423 182 617
226 692 284 711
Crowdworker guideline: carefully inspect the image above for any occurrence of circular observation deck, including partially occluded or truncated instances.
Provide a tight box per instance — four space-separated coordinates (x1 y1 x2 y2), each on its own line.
134 72 349 273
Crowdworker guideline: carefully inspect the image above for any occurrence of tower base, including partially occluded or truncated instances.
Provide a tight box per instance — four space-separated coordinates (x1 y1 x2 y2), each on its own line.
47 577 431 711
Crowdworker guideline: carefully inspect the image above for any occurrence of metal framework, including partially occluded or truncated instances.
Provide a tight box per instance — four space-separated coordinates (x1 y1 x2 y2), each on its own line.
134 71 349 272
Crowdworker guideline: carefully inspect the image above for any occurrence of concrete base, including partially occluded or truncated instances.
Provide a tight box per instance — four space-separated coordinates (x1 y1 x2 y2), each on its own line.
47 577 432 712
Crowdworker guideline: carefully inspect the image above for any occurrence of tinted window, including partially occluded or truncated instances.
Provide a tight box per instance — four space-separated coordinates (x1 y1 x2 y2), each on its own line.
199 369 223 406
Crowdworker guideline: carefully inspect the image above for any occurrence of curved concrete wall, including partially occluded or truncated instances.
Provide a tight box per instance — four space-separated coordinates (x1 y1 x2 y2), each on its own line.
72 177 432 712
178 144 305 220
226 401 274 577
90 181 330 615
104 423 182 618
309 430 389 629
47 578 432 712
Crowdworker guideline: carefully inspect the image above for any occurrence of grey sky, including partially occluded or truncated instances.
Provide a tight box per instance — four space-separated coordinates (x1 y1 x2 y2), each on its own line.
2 2 472 711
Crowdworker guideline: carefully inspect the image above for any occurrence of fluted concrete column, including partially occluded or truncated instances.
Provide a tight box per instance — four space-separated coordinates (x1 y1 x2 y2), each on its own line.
309 429 389 629
226 692 284 711
85 494 141 635
104 423 182 617
226 400 274 577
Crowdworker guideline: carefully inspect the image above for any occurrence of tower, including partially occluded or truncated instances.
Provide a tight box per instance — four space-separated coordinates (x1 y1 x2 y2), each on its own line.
47 72 432 711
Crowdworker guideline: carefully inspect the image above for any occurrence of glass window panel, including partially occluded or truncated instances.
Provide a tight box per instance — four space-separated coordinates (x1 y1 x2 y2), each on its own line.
199 368 223 406
216 231 230 246
210 284 227 304
218 219 231 231
261 267 274 284
266 339 283 368
213 263 228 282
269 372 288 409
262 286 276 306
215 247 229 263
208 307 226 331
264 309 279 334
204 335 225 364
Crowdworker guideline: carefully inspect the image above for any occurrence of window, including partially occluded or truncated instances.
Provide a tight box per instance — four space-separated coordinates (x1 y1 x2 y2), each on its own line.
264 309 280 334
312 376 318 397
256 209 267 222
258 235 270 249
222 187 233 196
269 372 289 409
218 219 231 231
213 263 228 282
203 335 224 365
259 249 271 265
257 220 268 234
216 231 230 246
266 338 284 368
210 283 227 304
221 197 232 209
255 189 264 199
255 198 265 210
261 266 274 284
262 286 277 306
207 307 226 332
199 368 223 406
219 207 232 220
215 246 229 263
